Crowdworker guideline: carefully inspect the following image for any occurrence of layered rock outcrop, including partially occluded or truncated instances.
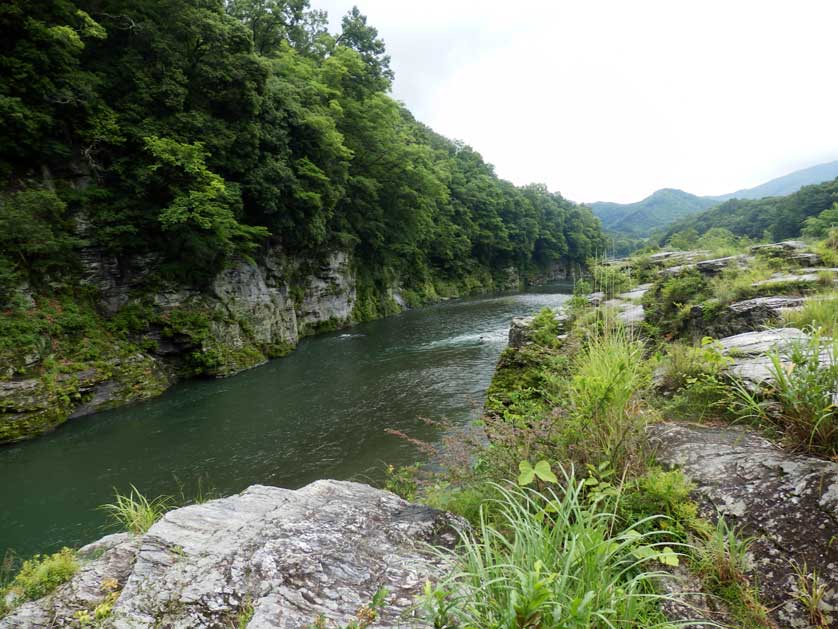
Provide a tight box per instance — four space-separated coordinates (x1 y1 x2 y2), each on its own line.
649 423 838 629
0 480 463 628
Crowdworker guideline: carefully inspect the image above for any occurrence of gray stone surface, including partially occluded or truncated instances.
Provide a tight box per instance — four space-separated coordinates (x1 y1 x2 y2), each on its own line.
717 328 832 386
726 295 806 314
648 423 838 629
1 534 141 628
753 268 838 288
602 299 645 325
508 316 535 349
660 255 748 277
1 481 463 629
588 291 605 306
751 240 808 255
618 283 653 301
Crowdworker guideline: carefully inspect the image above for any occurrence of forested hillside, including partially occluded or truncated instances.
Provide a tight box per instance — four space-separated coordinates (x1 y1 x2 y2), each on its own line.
591 161 838 246
591 188 716 237
0 0 604 306
663 177 838 242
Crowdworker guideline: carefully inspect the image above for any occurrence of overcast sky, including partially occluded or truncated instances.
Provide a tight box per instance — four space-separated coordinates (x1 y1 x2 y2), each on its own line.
316 0 838 203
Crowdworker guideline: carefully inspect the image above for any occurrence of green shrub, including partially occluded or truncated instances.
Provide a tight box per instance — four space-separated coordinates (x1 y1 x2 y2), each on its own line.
422 479 680 628
621 468 705 542
657 338 731 392
591 263 633 297
6 547 78 602
642 268 710 339
528 307 562 347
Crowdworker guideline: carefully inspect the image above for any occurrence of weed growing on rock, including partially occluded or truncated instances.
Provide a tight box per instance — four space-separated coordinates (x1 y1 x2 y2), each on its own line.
0 547 78 614
693 518 771 628
100 485 173 534
791 560 830 628
565 325 650 473
782 293 838 335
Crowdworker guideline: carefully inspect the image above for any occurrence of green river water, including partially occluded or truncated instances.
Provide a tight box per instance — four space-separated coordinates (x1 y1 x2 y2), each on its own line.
0 284 571 557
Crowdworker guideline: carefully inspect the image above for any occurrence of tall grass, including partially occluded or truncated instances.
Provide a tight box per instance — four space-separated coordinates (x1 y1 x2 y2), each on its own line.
423 477 690 628
782 294 838 335
567 324 649 472
100 485 173 534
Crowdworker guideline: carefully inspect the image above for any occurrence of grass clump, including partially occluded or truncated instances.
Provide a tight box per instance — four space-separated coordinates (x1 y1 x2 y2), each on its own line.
590 262 634 298
654 339 737 422
100 485 173 534
422 478 681 628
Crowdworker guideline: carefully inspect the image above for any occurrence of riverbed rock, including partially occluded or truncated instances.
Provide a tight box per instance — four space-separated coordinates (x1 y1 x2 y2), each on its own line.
752 268 838 291
0 481 463 629
648 423 838 629
750 240 808 257
603 299 645 326
647 250 711 266
618 283 653 301
0 533 142 628
508 308 569 348
588 291 606 306
0 354 170 443
660 255 748 277
685 296 805 339
715 328 827 385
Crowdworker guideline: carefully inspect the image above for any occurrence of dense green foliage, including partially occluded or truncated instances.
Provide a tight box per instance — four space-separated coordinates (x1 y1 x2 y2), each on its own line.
664 178 838 243
0 0 604 302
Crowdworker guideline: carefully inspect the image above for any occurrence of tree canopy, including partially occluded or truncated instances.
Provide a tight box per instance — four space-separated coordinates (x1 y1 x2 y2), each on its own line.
0 0 605 298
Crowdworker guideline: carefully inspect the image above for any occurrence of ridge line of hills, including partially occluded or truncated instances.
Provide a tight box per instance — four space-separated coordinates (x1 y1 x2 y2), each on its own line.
590 160 838 238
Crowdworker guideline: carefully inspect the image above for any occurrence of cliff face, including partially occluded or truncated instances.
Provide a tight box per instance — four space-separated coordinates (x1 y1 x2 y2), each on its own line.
0 248 377 443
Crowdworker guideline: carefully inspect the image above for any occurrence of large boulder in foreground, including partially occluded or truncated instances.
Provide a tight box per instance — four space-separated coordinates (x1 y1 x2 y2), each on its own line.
649 423 838 629
1 481 462 629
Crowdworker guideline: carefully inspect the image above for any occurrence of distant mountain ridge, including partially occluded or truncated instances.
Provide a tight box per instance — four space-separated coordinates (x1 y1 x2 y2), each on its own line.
590 160 838 237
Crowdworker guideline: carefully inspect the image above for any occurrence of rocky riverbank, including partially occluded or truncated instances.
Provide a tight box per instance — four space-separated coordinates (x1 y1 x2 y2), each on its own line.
485 240 838 627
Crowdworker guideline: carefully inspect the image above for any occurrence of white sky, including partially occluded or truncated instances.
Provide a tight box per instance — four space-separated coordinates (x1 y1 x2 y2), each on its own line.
316 0 838 203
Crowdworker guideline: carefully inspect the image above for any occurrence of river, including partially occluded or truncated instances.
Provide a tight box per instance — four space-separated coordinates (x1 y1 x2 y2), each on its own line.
0 284 571 557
